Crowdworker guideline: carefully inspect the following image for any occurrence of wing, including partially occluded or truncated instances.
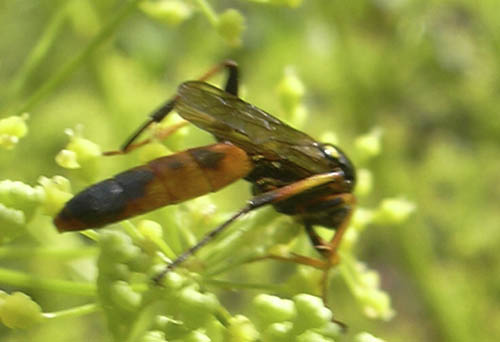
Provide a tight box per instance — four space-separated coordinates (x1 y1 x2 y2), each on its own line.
175 81 332 174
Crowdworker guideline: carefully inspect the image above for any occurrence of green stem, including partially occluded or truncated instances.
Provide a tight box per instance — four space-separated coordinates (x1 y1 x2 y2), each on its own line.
203 251 264 277
0 246 97 259
15 0 142 116
43 303 99 319
194 0 219 26
121 220 142 241
79 229 100 242
203 278 283 292
3 3 67 108
121 221 177 260
0 268 95 297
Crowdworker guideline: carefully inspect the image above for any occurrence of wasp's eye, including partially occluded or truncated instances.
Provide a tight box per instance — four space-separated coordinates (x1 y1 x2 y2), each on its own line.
323 145 341 159
320 143 356 186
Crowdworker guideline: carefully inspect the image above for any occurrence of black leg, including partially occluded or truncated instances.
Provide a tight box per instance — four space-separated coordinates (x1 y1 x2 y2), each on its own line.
223 61 238 96
117 60 239 153
305 224 330 257
120 98 177 152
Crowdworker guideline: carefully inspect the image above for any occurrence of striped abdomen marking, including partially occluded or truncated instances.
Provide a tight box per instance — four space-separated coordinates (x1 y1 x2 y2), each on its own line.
54 142 253 232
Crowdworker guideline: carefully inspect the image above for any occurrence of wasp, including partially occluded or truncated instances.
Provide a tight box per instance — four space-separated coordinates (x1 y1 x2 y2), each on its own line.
54 61 356 306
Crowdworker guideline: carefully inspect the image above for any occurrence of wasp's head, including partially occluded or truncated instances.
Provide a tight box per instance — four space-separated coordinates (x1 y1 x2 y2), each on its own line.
319 143 356 188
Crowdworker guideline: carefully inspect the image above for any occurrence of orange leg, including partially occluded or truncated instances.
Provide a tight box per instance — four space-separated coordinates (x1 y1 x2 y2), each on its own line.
250 253 329 270
102 121 188 156
251 192 355 327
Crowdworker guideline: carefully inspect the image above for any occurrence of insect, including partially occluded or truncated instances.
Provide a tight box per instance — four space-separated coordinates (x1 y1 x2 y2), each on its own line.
54 61 356 306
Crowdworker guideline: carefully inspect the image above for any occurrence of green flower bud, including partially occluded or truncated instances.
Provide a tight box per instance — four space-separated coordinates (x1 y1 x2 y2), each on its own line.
178 287 220 329
0 179 46 240
373 198 415 225
204 317 224 342
185 330 211 342
55 149 80 169
293 294 332 330
140 0 192 26
137 219 162 240
179 287 219 314
100 231 142 263
358 287 394 321
0 113 28 150
226 315 259 342
216 9 245 46
57 127 101 181
351 208 375 231
0 292 43 329
159 271 185 291
355 128 383 160
99 262 131 280
141 330 167 342
278 67 305 115
296 330 334 342
253 294 296 326
110 280 142 311
38 176 72 216
0 203 25 226
339 256 395 320
0 179 44 213
355 332 386 342
314 321 342 339
66 134 101 162
355 169 373 197
136 219 177 259
262 322 293 342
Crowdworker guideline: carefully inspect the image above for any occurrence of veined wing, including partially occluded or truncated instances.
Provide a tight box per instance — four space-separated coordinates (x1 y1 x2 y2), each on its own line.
176 81 333 174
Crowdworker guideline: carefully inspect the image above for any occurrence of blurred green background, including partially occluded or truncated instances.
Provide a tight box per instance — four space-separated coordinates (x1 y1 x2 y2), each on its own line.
1 0 499 341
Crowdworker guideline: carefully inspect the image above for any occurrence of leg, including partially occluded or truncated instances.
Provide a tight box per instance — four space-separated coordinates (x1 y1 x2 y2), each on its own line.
250 193 353 290
323 193 356 264
120 61 239 152
315 193 355 323
250 192 355 328
197 60 238 96
153 171 345 283
103 121 188 156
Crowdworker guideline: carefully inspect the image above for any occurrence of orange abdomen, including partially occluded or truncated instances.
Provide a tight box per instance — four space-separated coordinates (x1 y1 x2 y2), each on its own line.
54 142 253 231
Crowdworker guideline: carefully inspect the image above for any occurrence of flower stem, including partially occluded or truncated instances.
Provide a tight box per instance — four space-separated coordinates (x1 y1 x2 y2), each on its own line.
0 267 95 297
0 246 97 260
43 303 99 319
194 0 218 26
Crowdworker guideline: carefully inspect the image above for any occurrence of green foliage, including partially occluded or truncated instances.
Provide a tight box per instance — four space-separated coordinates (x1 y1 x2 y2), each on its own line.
0 0 496 341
